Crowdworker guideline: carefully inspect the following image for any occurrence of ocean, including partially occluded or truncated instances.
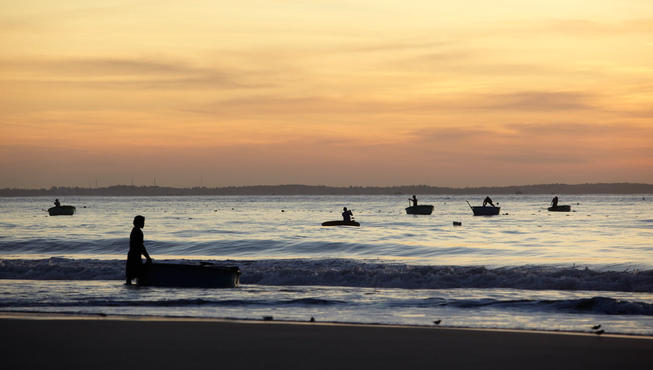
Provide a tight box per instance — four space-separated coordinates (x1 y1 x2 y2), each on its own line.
1 195 652 335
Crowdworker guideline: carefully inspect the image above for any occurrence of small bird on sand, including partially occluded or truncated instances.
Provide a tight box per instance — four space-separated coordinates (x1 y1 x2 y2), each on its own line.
433 320 441 325
592 324 601 330
594 329 604 335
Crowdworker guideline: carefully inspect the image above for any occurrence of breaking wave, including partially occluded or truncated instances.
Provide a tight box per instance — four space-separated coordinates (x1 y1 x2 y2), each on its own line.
1 257 652 292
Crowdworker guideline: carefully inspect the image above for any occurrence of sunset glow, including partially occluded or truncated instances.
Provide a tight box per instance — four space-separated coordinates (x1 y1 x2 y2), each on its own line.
2 1 652 187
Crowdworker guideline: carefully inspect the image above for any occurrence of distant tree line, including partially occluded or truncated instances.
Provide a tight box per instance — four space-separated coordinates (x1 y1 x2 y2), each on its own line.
0 183 652 196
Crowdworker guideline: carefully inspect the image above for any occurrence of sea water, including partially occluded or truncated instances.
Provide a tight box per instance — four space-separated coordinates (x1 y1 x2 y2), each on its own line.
1 195 652 334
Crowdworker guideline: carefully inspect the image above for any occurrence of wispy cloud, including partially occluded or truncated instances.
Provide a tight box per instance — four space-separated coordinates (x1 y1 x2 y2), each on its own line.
0 57 272 90
478 91 594 111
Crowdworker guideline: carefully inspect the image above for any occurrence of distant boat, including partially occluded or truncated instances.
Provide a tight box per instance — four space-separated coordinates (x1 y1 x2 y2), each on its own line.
548 205 571 212
470 206 500 216
405 205 434 215
321 220 360 227
136 262 240 288
466 201 500 216
48 205 76 216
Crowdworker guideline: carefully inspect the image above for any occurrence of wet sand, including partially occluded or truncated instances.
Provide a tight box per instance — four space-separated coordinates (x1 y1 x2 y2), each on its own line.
1 313 651 370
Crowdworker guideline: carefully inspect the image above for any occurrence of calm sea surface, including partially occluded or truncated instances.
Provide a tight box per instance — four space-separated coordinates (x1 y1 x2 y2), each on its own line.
1 195 652 334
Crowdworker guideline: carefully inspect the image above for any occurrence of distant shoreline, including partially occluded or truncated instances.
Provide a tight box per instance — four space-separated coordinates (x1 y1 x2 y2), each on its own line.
1 183 652 196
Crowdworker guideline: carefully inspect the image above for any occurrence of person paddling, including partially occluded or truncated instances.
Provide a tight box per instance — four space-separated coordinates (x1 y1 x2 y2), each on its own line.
126 215 152 285
551 196 559 207
54 199 61 207
410 195 418 207
482 196 496 207
342 207 353 222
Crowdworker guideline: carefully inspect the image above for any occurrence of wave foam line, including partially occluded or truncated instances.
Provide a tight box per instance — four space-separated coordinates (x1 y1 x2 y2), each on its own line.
1 258 652 292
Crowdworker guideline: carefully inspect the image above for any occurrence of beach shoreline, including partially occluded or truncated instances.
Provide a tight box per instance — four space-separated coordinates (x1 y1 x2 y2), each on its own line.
2 311 653 339
1 312 651 370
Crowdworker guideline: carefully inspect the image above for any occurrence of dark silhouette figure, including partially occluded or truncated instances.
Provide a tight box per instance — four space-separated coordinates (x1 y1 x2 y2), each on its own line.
551 196 559 207
482 196 496 207
54 199 61 207
126 215 152 285
410 195 418 207
342 207 353 222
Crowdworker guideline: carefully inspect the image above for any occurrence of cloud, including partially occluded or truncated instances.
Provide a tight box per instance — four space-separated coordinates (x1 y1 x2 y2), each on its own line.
503 122 648 136
532 18 653 36
193 89 596 118
408 120 653 165
340 40 450 53
477 91 594 111
7 58 193 76
0 57 271 90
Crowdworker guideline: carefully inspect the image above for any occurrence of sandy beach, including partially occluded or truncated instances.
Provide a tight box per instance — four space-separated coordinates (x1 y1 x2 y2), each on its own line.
1 313 651 370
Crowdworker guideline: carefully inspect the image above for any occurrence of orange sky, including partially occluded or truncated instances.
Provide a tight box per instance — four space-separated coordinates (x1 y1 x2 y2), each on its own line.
1 1 652 187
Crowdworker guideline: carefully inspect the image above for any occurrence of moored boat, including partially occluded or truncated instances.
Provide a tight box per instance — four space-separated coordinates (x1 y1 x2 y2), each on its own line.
548 205 571 212
48 205 76 216
405 205 434 215
136 262 240 288
321 220 360 227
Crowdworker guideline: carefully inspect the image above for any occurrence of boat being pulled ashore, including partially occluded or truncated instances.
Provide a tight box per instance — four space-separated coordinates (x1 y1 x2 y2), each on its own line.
48 205 76 216
405 205 434 215
136 262 240 288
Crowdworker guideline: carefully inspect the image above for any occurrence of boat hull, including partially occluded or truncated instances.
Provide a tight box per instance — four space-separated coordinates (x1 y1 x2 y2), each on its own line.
405 205 434 215
471 206 500 216
136 263 240 288
48 206 76 216
548 205 571 212
321 220 360 227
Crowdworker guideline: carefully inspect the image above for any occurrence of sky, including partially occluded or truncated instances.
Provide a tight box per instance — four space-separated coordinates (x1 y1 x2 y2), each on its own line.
1 1 652 188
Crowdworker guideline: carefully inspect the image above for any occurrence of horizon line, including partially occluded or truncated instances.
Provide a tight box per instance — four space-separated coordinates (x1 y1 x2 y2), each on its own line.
2 182 653 196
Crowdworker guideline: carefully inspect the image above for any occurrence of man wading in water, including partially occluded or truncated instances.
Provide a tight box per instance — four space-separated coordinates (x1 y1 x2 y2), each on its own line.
126 215 152 285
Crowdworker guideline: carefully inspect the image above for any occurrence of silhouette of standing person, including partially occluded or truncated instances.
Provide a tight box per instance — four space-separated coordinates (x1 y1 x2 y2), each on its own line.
410 195 418 207
126 215 152 285
551 196 559 207
342 207 353 222
54 199 61 207
482 196 496 207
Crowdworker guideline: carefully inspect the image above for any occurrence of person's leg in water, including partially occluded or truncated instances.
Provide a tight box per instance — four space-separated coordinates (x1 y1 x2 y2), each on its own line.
125 257 141 285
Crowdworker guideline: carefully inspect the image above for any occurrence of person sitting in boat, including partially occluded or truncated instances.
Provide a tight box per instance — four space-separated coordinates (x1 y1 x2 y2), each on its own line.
482 196 496 207
54 199 61 207
551 196 559 207
410 195 418 207
342 207 353 222
126 215 152 285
